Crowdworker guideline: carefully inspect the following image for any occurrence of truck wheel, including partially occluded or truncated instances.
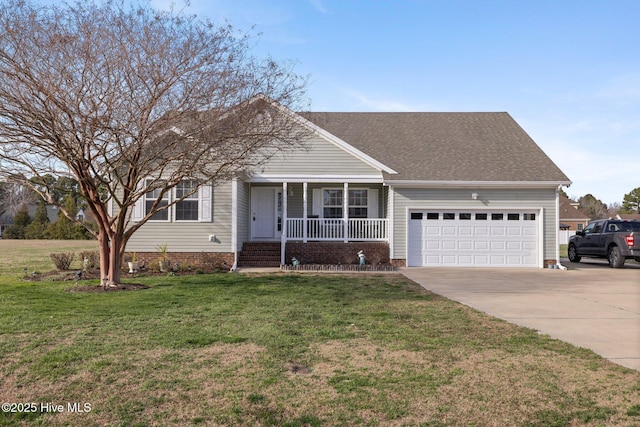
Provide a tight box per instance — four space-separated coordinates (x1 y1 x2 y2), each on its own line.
568 244 581 262
608 246 625 268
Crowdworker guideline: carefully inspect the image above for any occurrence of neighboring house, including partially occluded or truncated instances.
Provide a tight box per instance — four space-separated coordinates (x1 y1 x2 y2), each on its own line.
559 196 590 231
0 204 92 237
125 109 571 269
0 204 58 237
617 213 640 220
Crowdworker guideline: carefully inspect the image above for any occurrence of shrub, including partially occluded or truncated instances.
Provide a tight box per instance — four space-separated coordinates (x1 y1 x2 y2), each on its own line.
50 252 75 270
79 251 99 270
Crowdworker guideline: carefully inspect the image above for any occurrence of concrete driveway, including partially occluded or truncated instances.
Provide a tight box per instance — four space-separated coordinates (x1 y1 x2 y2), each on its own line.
401 259 640 370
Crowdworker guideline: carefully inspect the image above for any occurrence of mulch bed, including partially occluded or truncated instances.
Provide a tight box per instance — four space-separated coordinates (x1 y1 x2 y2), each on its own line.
67 283 150 292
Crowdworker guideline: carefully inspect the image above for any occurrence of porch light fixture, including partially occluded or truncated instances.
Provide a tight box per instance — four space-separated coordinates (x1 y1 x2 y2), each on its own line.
288 188 294 197
471 192 479 200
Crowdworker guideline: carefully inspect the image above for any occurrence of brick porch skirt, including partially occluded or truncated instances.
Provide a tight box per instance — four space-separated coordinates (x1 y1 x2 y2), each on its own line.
285 241 390 266
125 252 234 270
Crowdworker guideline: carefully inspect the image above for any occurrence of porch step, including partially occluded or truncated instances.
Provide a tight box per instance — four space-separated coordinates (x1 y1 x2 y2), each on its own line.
237 242 281 267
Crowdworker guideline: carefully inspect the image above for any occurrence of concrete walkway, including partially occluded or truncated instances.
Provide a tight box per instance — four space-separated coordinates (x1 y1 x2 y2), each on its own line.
401 259 640 371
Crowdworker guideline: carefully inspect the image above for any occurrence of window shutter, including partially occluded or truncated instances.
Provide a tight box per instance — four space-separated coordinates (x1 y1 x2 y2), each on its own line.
367 189 379 218
131 181 144 222
312 188 323 217
199 184 212 222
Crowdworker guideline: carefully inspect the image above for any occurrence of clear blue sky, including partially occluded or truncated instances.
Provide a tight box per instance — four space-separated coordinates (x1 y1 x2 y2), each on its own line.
166 1 637 204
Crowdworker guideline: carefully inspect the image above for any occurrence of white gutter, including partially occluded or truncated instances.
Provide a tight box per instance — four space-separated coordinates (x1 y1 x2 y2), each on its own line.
384 180 573 188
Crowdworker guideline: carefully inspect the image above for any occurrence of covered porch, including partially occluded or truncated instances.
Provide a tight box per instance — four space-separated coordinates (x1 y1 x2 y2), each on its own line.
246 181 389 266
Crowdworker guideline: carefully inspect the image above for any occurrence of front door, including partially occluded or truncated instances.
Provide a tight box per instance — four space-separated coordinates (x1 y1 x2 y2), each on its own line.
251 187 282 240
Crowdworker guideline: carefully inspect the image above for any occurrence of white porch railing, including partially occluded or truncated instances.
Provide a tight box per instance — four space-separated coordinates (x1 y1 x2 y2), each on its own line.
286 218 388 241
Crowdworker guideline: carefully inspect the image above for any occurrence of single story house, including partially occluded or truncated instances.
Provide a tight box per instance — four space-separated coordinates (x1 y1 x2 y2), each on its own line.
125 108 571 269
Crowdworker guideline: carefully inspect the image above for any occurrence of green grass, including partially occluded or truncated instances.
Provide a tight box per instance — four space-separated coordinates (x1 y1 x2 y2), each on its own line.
1 240 639 426
559 244 568 258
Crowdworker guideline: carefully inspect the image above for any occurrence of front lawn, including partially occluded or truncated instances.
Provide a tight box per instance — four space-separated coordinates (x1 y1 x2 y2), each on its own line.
1 241 639 426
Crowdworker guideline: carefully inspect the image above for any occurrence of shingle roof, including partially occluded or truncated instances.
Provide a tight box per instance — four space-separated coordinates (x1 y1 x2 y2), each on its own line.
559 196 590 220
301 112 570 183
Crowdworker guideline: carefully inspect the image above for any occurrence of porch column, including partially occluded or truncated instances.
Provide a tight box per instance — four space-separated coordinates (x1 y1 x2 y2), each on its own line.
281 182 288 266
343 182 349 243
303 182 308 243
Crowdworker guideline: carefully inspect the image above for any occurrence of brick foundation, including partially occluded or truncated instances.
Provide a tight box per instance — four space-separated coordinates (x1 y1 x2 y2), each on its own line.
125 252 234 271
390 259 406 267
285 242 390 265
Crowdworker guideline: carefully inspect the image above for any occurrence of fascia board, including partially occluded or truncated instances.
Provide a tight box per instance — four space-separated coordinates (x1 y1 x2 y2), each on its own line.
249 174 384 184
385 180 573 188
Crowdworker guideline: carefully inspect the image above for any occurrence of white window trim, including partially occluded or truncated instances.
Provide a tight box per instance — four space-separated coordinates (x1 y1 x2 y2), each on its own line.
133 179 212 223
312 187 378 219
145 179 171 223
173 180 199 222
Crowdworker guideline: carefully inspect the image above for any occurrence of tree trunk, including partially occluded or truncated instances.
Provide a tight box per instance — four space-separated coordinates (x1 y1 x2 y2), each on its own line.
97 232 111 287
98 229 124 287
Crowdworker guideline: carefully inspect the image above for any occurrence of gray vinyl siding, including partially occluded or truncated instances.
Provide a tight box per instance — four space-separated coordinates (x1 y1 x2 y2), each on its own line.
125 181 234 253
248 183 386 218
261 135 381 176
298 183 385 218
236 180 251 249
391 187 558 262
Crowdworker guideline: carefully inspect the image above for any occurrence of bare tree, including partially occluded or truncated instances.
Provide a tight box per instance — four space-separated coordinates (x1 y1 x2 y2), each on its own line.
578 194 609 220
0 180 38 220
0 0 309 285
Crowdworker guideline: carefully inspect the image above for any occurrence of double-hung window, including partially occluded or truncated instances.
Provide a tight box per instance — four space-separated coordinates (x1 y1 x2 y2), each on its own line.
175 180 198 221
145 180 169 221
323 189 343 218
135 179 212 222
315 188 378 219
348 189 368 218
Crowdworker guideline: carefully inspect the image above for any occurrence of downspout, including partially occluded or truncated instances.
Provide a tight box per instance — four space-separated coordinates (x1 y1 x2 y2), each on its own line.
231 178 238 271
281 182 288 267
388 184 394 260
555 185 567 270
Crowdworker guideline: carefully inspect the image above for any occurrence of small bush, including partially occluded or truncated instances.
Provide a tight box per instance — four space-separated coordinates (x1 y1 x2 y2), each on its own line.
80 250 99 269
50 252 75 270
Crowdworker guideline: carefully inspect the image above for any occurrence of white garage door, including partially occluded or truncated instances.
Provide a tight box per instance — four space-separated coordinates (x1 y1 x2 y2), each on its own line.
407 210 539 267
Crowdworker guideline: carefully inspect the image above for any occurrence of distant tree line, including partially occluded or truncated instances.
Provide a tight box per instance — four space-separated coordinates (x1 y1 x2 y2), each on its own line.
1 176 95 239
561 186 640 219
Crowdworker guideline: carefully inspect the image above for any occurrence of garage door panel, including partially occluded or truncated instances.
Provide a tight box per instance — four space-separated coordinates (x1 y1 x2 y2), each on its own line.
442 241 456 250
442 226 456 235
506 255 523 264
506 241 522 250
491 255 506 264
459 255 472 264
474 255 490 265
459 227 473 236
506 227 524 236
491 241 505 250
475 226 489 236
490 227 506 236
408 210 539 268
458 240 473 250
474 240 489 250
426 226 440 235
442 255 456 264
425 241 440 250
